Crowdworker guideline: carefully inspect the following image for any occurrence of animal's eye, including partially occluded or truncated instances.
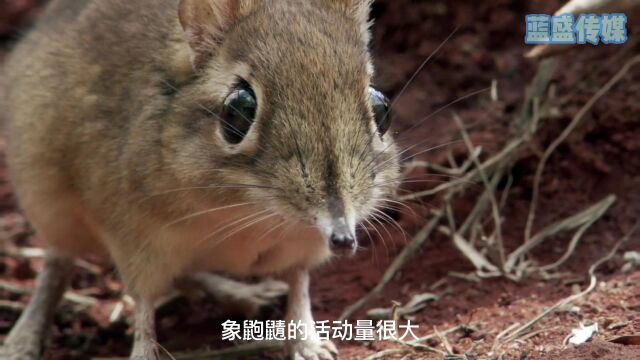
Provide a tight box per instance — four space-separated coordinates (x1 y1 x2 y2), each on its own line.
221 81 257 144
368 87 391 136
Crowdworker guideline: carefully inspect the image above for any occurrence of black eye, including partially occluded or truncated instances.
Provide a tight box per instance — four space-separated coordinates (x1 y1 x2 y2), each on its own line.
368 87 391 136
221 81 257 144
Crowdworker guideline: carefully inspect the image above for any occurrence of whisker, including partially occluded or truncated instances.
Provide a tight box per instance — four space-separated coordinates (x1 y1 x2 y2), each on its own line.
386 26 461 118
402 173 468 180
370 139 460 175
162 202 254 229
359 218 379 263
359 176 478 195
397 87 491 139
371 208 409 244
199 209 271 245
371 203 404 213
357 222 377 264
353 28 467 174
396 140 466 165
394 179 461 186
377 198 416 218
213 213 279 246
254 218 287 243
363 217 390 261
365 88 489 188
368 215 396 254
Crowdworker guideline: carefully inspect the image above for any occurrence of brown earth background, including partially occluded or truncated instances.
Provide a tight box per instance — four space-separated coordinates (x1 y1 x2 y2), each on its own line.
1 1 640 359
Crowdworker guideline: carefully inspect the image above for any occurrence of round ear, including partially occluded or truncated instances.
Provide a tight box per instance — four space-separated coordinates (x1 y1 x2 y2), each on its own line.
178 0 259 69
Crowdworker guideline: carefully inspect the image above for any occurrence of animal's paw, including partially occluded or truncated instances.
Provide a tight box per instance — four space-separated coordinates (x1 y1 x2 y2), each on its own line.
287 339 338 360
183 274 289 318
231 278 289 317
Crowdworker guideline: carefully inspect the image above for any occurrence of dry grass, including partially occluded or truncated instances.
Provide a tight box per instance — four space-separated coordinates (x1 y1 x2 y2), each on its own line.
344 55 640 359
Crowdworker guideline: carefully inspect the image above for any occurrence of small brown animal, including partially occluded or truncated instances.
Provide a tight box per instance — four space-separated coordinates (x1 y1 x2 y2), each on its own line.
1 0 400 359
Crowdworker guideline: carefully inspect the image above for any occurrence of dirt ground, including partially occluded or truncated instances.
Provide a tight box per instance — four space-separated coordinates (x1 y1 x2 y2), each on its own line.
1 1 640 359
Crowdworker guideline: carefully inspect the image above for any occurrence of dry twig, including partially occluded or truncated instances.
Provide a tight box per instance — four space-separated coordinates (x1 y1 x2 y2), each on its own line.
0 280 97 307
506 195 616 274
492 224 637 354
524 55 640 243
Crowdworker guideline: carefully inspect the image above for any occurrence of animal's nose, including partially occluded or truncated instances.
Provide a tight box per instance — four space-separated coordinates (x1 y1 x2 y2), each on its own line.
329 232 356 254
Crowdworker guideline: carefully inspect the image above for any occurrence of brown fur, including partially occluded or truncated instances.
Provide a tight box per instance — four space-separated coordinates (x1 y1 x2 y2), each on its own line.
3 0 399 356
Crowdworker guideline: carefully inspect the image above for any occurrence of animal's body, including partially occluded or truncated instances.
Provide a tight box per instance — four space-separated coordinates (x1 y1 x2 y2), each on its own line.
1 0 400 358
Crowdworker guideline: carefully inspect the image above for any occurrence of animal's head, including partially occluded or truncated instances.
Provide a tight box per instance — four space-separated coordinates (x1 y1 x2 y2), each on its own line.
167 0 400 255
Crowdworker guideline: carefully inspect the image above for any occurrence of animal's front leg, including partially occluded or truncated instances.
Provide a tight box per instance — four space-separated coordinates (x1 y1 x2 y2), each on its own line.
130 298 161 360
284 269 338 360
176 273 288 318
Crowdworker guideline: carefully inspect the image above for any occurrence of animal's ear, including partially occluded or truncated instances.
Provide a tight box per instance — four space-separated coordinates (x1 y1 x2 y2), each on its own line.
326 0 373 43
178 0 258 69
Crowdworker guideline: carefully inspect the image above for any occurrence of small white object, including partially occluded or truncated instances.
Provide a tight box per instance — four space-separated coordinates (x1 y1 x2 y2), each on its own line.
624 251 640 266
491 79 499 102
568 322 598 345
109 301 125 323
